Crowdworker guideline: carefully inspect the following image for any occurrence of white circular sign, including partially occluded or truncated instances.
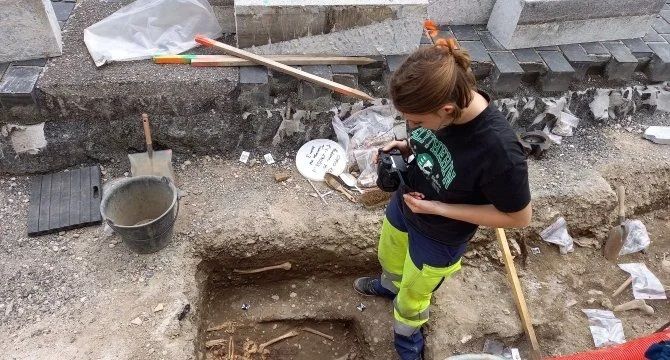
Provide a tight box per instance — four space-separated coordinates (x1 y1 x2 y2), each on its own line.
295 139 347 181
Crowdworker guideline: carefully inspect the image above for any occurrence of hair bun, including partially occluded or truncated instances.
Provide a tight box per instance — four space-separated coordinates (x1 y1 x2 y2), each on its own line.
434 38 459 51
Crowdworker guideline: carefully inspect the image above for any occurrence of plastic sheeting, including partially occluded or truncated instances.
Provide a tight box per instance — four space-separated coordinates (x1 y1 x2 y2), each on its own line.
618 263 667 300
582 309 626 348
540 217 574 254
619 220 651 255
84 0 222 67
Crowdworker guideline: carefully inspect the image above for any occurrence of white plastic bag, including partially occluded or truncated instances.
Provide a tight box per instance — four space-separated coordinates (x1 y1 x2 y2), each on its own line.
540 217 574 254
581 309 625 348
331 105 397 187
84 0 222 67
618 263 667 300
619 220 651 255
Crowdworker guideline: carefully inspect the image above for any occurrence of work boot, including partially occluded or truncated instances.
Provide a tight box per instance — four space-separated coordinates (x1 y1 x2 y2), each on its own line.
353 277 396 300
394 331 424 360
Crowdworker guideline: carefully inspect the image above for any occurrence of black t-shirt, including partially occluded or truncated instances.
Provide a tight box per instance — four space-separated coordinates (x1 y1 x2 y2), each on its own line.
400 93 531 246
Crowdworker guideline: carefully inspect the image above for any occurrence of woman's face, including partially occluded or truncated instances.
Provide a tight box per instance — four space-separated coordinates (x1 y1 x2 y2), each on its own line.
402 105 455 131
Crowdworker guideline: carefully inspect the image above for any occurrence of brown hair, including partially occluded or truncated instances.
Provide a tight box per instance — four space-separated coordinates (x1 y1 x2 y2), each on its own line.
390 38 476 119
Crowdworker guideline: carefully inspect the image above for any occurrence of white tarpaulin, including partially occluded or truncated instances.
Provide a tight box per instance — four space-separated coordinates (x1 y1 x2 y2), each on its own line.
84 0 222 67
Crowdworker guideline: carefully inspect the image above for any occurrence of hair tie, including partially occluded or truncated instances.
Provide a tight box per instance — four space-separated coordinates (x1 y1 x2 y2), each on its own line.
434 38 459 51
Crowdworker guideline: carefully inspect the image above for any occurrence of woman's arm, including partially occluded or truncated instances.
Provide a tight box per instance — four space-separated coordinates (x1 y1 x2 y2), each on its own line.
403 193 532 228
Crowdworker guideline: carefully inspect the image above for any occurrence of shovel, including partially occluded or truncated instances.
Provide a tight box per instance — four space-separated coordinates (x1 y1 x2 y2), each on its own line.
603 185 626 262
128 114 175 181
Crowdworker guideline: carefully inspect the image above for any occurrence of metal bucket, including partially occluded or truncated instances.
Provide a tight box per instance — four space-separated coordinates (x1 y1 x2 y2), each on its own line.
100 176 179 254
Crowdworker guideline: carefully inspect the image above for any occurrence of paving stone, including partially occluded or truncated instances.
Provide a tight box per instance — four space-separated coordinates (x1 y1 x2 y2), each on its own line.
662 34 670 44
580 42 610 55
537 51 575 92
331 64 359 74
11 58 48 67
644 27 667 42
662 10 670 23
478 31 506 51
645 42 670 81
0 66 42 108
52 1 76 22
602 42 639 80
489 51 523 93
559 44 593 79
652 16 670 34
512 48 546 82
535 45 559 51
622 38 654 57
386 55 409 73
450 25 479 41
300 65 333 110
459 40 492 79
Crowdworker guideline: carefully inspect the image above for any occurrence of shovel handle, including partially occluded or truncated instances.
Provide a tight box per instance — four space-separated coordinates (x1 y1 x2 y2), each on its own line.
142 114 154 156
616 185 625 221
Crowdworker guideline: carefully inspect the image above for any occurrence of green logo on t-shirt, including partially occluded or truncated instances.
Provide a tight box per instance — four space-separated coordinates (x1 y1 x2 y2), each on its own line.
411 128 456 191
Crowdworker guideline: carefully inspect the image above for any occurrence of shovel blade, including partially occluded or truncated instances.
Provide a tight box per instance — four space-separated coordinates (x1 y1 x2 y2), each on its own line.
603 226 625 262
128 150 175 181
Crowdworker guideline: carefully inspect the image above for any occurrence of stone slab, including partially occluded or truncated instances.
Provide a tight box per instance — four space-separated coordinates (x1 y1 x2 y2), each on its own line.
488 0 665 49
52 1 75 22
645 42 670 81
427 0 495 25
603 41 639 80
559 44 592 80
235 0 428 50
478 31 505 51
538 51 575 92
0 0 63 62
490 51 523 94
450 25 480 41
644 27 667 42
0 66 42 108
460 40 493 79
246 17 425 56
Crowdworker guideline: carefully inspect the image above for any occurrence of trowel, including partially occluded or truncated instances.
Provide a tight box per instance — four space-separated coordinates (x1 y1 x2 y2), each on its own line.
603 185 626 262
128 114 175 182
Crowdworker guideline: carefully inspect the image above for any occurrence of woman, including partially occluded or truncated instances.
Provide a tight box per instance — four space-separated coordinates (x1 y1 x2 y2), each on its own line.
353 38 533 360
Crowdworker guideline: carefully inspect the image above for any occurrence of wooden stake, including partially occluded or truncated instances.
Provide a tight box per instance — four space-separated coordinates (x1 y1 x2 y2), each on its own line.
495 228 542 360
154 54 376 66
195 35 374 101
612 276 633 297
233 262 292 274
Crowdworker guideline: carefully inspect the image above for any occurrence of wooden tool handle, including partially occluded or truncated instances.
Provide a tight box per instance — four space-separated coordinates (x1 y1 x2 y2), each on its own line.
339 187 357 203
495 228 542 359
616 185 626 221
142 114 153 156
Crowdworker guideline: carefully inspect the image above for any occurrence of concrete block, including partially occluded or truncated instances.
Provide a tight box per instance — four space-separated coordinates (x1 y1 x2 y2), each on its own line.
603 42 639 80
0 66 42 108
652 16 670 34
450 25 479 41
386 55 408 73
331 64 359 74
236 0 427 55
300 65 333 110
247 16 425 56
559 44 591 80
622 38 654 59
645 42 670 81
0 0 63 62
488 0 665 49
513 48 546 82
213 5 235 33
460 40 493 79
427 0 494 26
490 52 523 94
580 42 612 70
538 51 575 93
478 31 505 51
52 1 75 22
643 27 667 42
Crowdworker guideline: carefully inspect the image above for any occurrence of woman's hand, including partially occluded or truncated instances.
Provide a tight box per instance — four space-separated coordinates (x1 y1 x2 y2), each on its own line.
402 193 444 216
374 139 412 163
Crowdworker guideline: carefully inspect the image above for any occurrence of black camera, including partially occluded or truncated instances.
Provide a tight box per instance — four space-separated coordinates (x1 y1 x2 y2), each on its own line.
376 148 408 192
